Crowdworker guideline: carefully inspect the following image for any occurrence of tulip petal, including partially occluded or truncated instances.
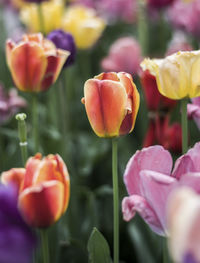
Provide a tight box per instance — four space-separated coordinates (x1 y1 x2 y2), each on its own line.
177 173 200 193
41 49 70 91
23 153 42 190
84 78 127 137
122 195 163 235
140 170 175 233
33 154 70 213
1 168 25 194
118 73 140 135
124 145 173 196
172 155 196 179
9 42 48 92
19 180 64 228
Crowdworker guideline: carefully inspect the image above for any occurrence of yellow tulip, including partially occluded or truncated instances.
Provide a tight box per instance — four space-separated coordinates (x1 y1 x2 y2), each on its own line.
62 5 106 49
141 51 200 100
20 1 64 34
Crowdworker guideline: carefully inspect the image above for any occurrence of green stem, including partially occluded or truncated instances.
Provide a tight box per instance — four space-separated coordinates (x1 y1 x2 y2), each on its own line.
163 238 168 263
137 0 148 56
40 230 49 263
181 98 188 154
112 138 119 263
37 4 45 34
32 94 39 153
16 113 28 166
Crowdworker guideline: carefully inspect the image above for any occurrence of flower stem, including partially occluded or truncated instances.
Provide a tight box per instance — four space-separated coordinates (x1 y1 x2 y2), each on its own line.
37 3 45 34
181 98 188 154
137 0 148 56
16 113 28 166
32 94 39 153
40 230 49 263
112 138 119 263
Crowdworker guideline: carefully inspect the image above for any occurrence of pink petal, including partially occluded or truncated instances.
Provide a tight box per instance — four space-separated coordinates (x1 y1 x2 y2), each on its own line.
177 172 200 194
122 195 164 235
140 170 176 233
124 145 173 196
172 155 196 180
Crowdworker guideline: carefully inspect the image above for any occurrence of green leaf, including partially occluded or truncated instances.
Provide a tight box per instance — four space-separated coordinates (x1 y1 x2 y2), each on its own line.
87 227 112 263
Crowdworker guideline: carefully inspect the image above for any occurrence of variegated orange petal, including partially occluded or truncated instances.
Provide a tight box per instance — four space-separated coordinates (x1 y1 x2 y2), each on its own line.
41 49 70 91
6 40 16 68
84 78 127 137
23 153 42 190
19 180 64 228
22 33 43 44
9 42 48 92
33 154 70 213
117 72 140 135
95 72 119 81
1 168 25 194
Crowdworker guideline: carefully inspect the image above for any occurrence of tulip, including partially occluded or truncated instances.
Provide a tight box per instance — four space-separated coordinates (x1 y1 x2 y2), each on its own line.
47 29 76 68
6 33 70 92
81 72 140 138
2 153 70 228
20 1 64 34
188 97 200 130
122 142 200 236
0 185 36 263
168 0 200 38
140 70 176 111
141 50 200 100
167 188 200 263
62 5 106 49
101 37 142 75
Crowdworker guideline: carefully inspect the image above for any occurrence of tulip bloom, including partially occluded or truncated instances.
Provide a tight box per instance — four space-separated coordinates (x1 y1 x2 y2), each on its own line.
2 153 70 228
101 37 142 75
188 97 200 130
62 5 106 49
141 50 200 100
82 72 140 137
167 188 200 263
6 33 70 92
122 142 200 236
20 1 63 34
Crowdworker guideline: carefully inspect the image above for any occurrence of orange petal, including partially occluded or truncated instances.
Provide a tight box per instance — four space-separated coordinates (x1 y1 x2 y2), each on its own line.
1 168 25 194
9 42 48 92
95 72 120 81
84 78 127 137
19 180 64 228
41 49 70 91
6 40 15 68
22 33 43 44
23 153 42 190
33 154 70 213
118 73 140 135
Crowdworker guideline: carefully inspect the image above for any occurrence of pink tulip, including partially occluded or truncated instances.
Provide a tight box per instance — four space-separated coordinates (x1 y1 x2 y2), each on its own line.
101 37 142 75
167 187 200 263
122 142 200 236
188 97 200 130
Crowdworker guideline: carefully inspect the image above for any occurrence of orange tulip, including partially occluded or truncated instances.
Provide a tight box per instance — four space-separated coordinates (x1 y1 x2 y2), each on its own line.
1 153 70 228
6 33 70 92
81 72 140 137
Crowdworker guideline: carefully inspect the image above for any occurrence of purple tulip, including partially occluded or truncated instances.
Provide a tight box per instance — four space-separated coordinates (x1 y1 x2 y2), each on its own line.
0 185 36 263
47 30 76 68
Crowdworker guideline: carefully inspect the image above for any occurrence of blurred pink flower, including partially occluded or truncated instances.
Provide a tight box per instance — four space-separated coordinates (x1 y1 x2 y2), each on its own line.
122 142 200 236
147 0 175 9
167 188 200 263
0 84 26 124
188 97 200 130
165 32 193 56
168 0 200 37
101 37 142 75
72 0 137 23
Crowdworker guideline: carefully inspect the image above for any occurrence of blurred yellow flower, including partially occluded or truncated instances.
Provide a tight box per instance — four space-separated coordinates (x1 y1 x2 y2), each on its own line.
141 51 200 100
20 1 64 34
62 5 106 49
